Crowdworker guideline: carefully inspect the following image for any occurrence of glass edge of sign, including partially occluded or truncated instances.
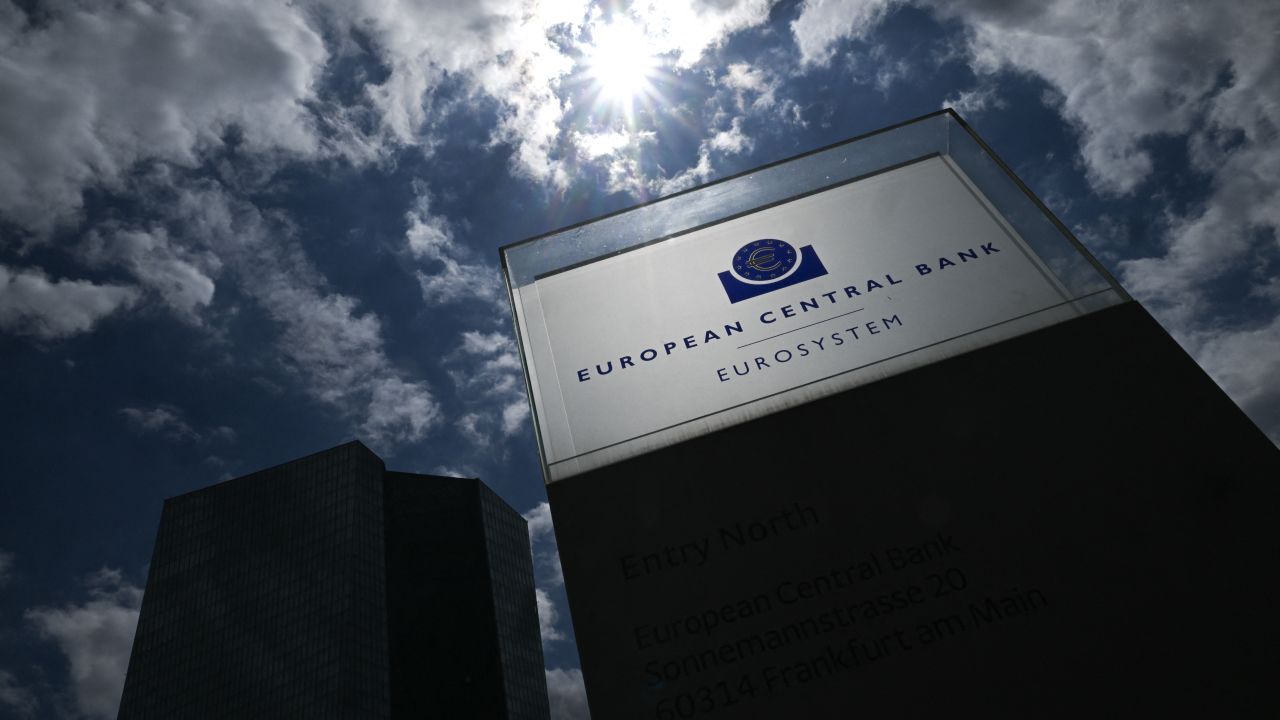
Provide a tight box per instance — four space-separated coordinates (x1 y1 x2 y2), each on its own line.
500 109 1127 300
499 109 1131 484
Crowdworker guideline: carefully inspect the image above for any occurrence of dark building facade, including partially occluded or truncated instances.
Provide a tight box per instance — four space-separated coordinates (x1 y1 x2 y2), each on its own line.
549 301 1280 718
117 441 549 719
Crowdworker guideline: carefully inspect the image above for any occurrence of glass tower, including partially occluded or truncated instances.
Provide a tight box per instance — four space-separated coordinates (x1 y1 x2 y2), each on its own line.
117 441 549 719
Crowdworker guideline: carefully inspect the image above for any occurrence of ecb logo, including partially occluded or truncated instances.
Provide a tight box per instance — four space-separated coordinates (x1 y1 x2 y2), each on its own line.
718 239 829 303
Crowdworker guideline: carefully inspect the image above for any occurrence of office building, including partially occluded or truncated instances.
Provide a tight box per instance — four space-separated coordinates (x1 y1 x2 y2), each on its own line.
117 440 549 719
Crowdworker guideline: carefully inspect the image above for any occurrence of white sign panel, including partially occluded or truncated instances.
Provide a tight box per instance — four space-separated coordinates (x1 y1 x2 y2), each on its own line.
514 156 1087 480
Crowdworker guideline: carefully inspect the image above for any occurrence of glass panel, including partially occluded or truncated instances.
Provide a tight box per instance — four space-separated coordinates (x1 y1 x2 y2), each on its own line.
503 110 1126 482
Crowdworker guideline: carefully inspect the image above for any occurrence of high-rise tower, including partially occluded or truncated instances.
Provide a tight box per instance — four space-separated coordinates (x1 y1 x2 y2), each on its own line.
117 441 550 719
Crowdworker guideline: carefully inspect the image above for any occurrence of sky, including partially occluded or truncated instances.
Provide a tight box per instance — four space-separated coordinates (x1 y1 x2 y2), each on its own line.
1 0 1278 717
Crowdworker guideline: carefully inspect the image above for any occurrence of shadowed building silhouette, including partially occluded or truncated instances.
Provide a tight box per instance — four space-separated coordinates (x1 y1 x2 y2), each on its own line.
117 440 549 719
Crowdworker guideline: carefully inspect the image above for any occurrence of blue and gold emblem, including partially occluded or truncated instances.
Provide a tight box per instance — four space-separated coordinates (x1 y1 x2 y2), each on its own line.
732 239 798 282
718 238 829 303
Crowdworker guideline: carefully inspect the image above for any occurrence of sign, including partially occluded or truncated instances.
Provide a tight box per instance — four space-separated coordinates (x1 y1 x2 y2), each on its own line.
513 155 1089 480
507 113 1280 719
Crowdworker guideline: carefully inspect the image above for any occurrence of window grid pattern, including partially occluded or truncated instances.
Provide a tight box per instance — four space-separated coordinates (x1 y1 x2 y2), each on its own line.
118 442 391 719
480 484 552 720
118 444 548 719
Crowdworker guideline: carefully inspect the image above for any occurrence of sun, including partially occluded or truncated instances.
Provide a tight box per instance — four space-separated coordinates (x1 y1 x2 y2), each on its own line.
583 19 661 110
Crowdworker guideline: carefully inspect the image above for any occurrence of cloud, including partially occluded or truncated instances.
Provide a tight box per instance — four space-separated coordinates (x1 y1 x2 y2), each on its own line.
501 402 531 436
26 568 144 720
0 0 327 232
708 117 753 155
545 667 591 720
119 405 196 440
654 148 715 196
574 129 635 160
119 404 236 444
523 502 563 584
361 376 441 446
930 1 1246 196
574 130 660 198
790 0 1280 442
447 327 530 449
791 0 895 67
0 671 38 719
0 265 139 340
405 186 504 306
930 0 1280 441
942 85 1003 116
81 227 220 324
314 0 776 187
456 412 489 447
171 181 441 448
523 502 566 643
628 0 776 69
793 1 1269 194
430 464 478 478
0 0 785 240
524 502 555 543
461 330 511 355
534 588 565 642
313 0 591 186
721 62 779 111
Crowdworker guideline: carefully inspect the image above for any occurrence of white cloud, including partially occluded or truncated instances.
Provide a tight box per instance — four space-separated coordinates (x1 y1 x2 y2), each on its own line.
313 0 776 186
501 401 531 435
416 265 504 306
934 2 1239 196
791 0 1280 442
0 265 139 340
793 1 1267 194
791 0 895 67
545 667 591 720
431 465 478 478
119 404 236 444
119 405 195 441
534 588 565 641
523 502 567 647
82 227 220 324
721 63 778 111
523 502 557 551
942 85 1002 116
579 131 658 197
654 148 715 196
361 376 441 446
0 0 783 240
313 0 591 186
629 0 776 69
405 187 504 306
0 670 38 719
708 117 753 155
171 181 441 448
26 568 143 720
448 327 530 448
461 330 511 355
0 0 327 232
573 129 635 160
930 0 1280 441
456 412 490 447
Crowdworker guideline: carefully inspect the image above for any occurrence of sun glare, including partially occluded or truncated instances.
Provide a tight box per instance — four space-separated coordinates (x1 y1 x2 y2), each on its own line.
584 20 660 109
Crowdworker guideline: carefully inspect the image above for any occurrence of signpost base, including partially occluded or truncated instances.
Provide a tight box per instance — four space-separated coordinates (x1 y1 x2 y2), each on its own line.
549 301 1280 718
